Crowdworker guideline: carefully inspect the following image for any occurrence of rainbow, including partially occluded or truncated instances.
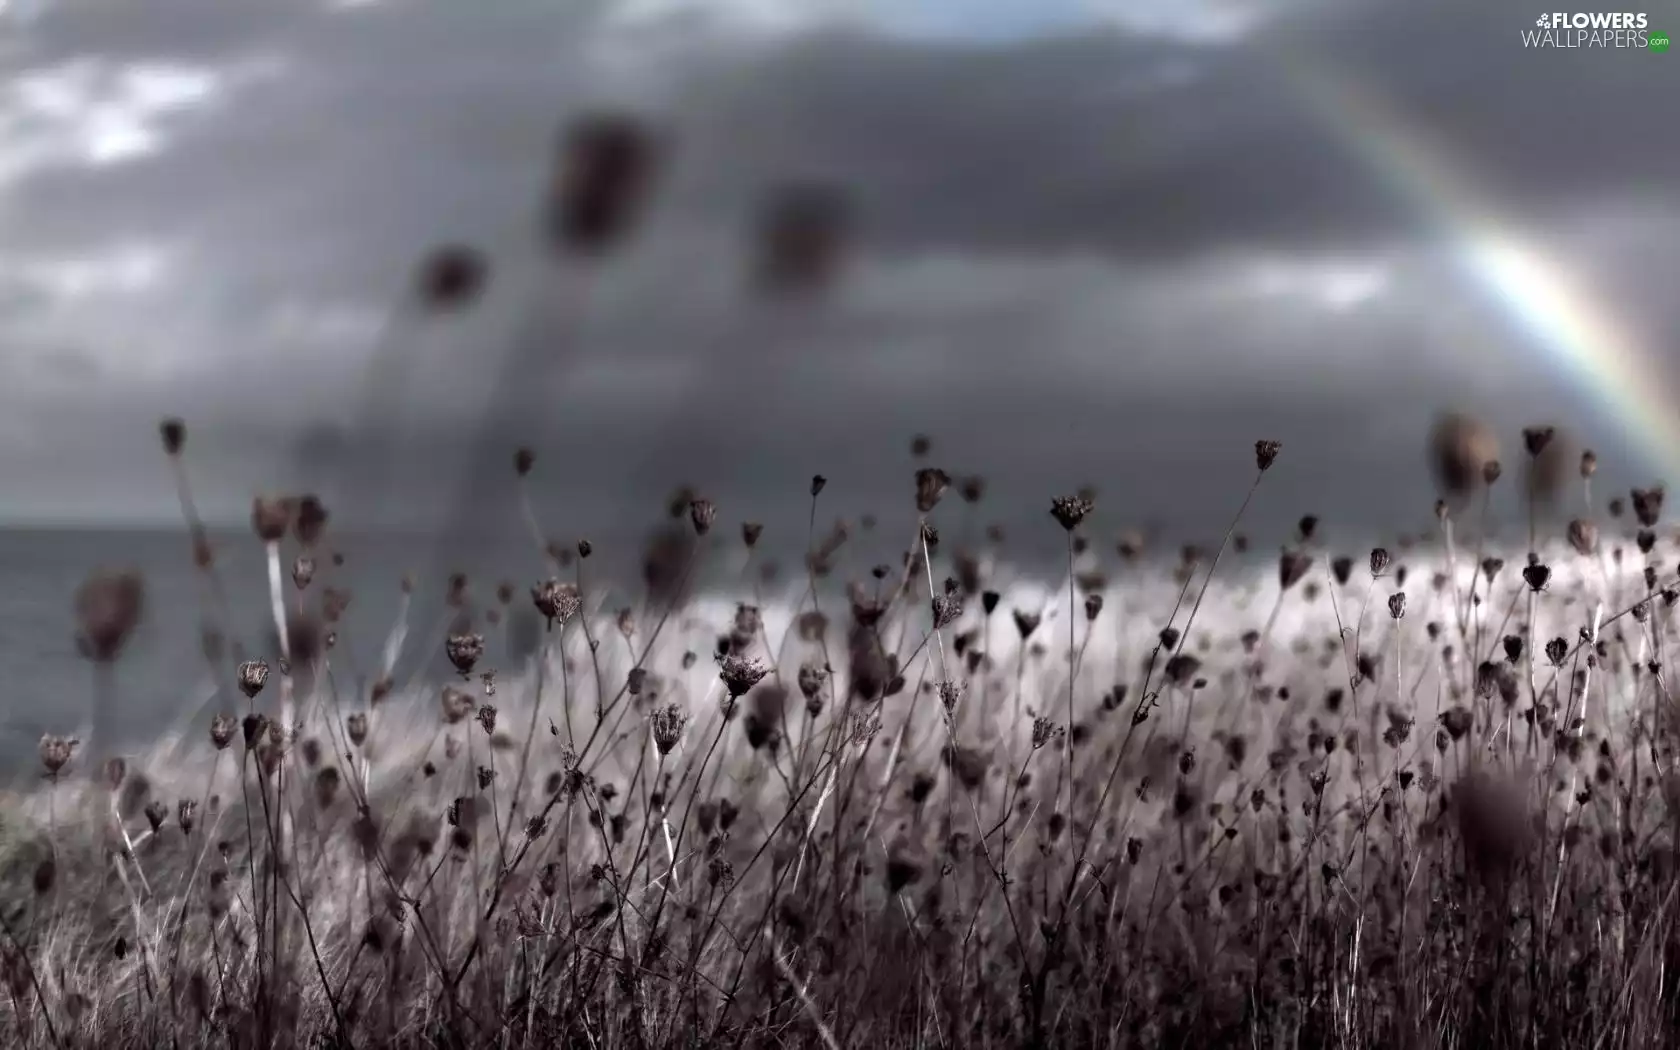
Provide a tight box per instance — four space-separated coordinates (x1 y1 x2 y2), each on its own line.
1273 55 1680 486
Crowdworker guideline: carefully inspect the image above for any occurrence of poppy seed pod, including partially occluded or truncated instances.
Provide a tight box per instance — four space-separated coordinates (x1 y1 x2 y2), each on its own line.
548 113 659 255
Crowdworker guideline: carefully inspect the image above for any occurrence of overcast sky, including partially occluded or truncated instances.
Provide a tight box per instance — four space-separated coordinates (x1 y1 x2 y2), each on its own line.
2 0 1677 556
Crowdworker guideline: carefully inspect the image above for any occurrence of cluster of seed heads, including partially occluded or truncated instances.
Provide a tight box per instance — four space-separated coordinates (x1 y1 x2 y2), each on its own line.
650 703 688 756
1050 495 1094 532
446 632 486 677
238 660 270 699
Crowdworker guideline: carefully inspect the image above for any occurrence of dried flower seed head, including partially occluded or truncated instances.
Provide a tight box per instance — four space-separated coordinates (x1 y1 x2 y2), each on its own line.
718 655 769 700
1522 563 1551 593
797 661 826 703
650 703 688 755
476 704 497 736
209 714 236 750
1278 548 1310 591
1580 449 1598 478
1632 486 1666 528
1084 593 1104 621
236 659 270 700
345 713 369 748
1031 716 1063 751
39 734 78 776
293 495 328 548
1165 653 1201 686
446 632 485 677
680 496 718 538
1522 425 1555 457
936 679 964 715
438 686 473 724
1388 592 1406 619
981 590 1000 615
1427 413 1499 499
414 244 488 311
159 417 185 456
74 569 146 663
251 497 292 544
1254 440 1282 472
103 756 127 792
531 579 582 629
1050 495 1094 532
755 182 850 295
549 113 659 255
1483 459 1502 485
1368 548 1392 578
1567 519 1599 556
931 593 962 630
1545 637 1569 667
1012 609 1041 640
914 467 951 514
740 521 763 549
1331 556 1353 586
178 798 198 834
144 800 168 834
291 556 316 591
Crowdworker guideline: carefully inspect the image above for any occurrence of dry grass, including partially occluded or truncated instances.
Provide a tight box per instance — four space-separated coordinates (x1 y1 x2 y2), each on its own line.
4 433 1680 1050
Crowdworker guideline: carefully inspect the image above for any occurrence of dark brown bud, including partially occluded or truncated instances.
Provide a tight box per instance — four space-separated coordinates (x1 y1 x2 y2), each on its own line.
159 418 185 456
414 244 488 312
251 497 292 544
755 182 850 295
915 468 951 514
689 498 717 537
548 113 659 255
74 569 146 663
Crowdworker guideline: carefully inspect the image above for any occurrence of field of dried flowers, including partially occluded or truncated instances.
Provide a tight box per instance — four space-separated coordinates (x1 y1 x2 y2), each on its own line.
4 419 1680 1050
6 112 1680 1048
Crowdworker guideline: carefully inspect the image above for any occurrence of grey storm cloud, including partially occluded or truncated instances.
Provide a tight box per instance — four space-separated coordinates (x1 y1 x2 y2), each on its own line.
0 0 1676 549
